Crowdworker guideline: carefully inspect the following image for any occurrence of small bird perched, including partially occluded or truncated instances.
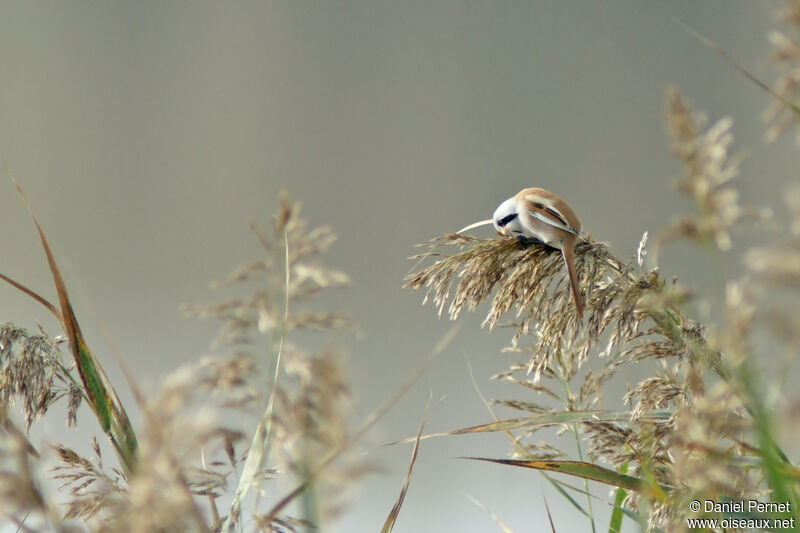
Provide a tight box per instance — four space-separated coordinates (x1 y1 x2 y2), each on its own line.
459 187 584 318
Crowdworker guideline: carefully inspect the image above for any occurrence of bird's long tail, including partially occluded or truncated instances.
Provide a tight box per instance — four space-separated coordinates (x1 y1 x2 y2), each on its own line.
561 243 584 319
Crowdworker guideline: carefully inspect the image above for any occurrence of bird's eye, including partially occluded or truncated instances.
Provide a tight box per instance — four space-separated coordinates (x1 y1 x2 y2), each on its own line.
498 213 518 227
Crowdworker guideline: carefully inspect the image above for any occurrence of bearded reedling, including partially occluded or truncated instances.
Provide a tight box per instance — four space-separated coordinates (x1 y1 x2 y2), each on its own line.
458 187 584 318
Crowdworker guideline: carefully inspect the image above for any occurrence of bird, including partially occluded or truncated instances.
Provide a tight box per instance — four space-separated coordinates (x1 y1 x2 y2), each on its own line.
458 187 584 318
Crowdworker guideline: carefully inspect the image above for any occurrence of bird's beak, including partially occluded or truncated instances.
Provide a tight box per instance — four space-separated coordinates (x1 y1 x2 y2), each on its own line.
498 226 508 236
456 219 494 234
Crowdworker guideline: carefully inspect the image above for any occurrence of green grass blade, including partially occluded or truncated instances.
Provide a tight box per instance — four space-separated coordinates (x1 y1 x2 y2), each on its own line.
465 458 671 499
607 462 628 533
544 473 590 518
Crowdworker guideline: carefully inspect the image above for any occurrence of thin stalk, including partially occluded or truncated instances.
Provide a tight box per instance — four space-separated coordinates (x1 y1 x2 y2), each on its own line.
555 351 596 533
260 326 459 524
222 231 292 532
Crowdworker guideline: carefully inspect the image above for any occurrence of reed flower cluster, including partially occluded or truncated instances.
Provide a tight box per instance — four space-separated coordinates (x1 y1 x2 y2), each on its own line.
0 193 359 532
1 2 800 532
404 82 799 530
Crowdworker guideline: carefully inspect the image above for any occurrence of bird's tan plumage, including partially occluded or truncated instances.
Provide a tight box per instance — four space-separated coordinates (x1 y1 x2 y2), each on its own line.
457 187 585 318
504 188 584 318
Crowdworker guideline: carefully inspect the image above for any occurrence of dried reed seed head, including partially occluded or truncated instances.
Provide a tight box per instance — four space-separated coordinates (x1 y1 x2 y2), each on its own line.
406 232 679 385
742 188 800 288
0 323 80 430
51 442 125 522
182 192 360 529
578 367 613 408
621 339 682 363
492 399 552 414
582 421 637 466
764 1 800 143
511 440 566 461
0 406 54 524
183 195 352 350
669 385 752 507
406 195 759 507
152 355 257 417
785 184 800 237
745 245 800 283
661 88 761 253
624 375 686 420
273 346 352 464
273 190 296 234
255 514 311 532
238 342 360 528
585 418 676 489
114 355 258 531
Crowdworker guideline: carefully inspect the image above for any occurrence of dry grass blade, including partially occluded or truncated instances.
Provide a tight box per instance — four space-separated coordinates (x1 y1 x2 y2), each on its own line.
0 177 138 474
0 275 59 318
764 1 800 143
543 496 556 533
381 398 429 533
465 494 515 533
384 410 672 446
464 458 669 498
675 19 800 117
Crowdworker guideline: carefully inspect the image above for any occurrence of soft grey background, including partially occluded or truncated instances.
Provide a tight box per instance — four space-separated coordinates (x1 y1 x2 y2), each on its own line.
0 2 793 531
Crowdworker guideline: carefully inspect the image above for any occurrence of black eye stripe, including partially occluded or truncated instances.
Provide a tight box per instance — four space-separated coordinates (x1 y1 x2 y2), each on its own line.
498 213 518 227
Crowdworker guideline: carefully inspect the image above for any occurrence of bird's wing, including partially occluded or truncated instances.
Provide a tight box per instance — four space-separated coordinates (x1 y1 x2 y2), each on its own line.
519 193 580 235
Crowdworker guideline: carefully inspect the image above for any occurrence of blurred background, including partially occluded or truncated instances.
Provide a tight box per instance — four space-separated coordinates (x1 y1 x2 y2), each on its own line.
0 1 794 531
